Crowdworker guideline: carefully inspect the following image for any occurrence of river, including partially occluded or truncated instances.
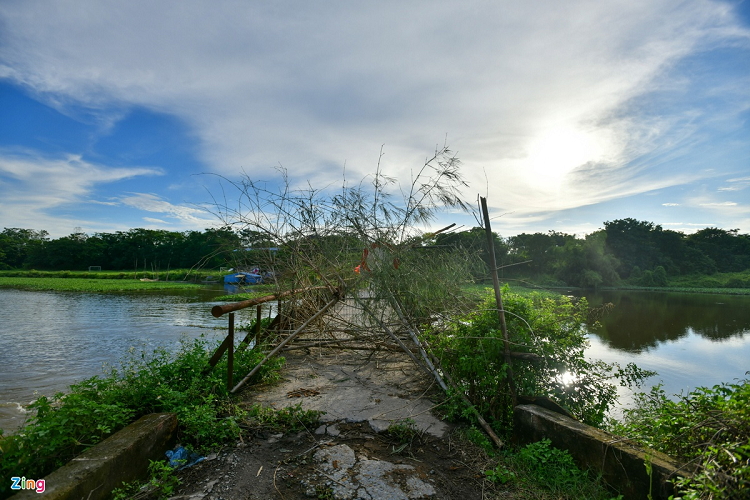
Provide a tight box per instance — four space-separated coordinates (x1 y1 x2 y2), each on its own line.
0 287 265 432
577 290 750 416
1 288 748 432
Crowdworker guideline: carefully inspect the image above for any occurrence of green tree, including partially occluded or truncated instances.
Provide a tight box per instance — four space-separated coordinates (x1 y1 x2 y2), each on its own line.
687 228 750 273
0 228 49 269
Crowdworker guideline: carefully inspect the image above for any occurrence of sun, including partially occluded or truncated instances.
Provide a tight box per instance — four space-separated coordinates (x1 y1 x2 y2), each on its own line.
525 126 605 186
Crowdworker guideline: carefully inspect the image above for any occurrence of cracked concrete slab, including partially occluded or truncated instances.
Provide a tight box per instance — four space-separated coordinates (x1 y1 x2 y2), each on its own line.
307 444 436 500
250 349 449 438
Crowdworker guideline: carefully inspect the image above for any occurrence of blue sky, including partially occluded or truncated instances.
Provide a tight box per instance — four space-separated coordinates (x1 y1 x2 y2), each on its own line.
1 0 749 239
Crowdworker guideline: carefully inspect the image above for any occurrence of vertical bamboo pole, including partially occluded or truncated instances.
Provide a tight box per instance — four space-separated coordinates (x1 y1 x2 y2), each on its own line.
480 196 517 406
255 304 262 345
227 312 234 390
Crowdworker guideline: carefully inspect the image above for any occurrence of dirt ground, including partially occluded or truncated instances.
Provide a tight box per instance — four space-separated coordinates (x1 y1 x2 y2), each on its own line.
165 346 508 500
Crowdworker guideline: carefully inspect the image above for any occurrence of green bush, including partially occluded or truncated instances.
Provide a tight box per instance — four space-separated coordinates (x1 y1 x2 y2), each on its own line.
490 439 621 499
429 287 653 432
0 336 284 498
610 380 750 499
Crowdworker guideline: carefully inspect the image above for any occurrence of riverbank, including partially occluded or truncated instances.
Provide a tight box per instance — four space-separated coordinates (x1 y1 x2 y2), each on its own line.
0 276 201 292
0 269 218 282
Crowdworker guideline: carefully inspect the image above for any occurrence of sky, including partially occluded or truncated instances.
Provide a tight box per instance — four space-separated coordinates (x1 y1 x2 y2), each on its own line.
1 0 749 239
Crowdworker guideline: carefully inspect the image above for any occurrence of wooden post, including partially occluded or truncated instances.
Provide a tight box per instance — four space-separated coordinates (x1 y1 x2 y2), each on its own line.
255 304 262 345
227 312 234 390
480 196 517 406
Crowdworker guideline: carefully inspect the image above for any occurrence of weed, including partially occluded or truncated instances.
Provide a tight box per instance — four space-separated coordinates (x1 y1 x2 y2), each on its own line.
315 484 334 499
611 380 750 499
242 403 324 434
111 459 181 500
484 463 517 484
385 418 423 455
504 439 619 499
386 418 419 444
463 425 495 455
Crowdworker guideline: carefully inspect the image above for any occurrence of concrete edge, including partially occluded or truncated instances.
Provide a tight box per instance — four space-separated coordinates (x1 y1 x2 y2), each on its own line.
13 413 177 500
514 404 691 500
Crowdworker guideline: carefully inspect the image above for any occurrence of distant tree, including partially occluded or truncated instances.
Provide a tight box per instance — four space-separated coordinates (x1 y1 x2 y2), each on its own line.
0 228 49 269
552 231 620 288
434 227 509 280
687 228 750 272
508 231 574 275
603 219 662 277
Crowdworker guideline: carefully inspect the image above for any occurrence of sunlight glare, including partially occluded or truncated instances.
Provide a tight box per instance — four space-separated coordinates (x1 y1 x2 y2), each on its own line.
525 127 605 186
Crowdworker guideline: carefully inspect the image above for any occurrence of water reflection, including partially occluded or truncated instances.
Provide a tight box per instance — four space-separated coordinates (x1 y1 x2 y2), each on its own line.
574 290 750 418
579 291 750 352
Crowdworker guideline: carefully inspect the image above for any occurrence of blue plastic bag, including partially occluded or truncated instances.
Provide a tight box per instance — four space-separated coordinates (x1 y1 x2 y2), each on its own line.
165 445 205 469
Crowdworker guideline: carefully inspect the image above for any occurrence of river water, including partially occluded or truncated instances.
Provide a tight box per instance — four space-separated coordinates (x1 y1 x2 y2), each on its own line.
1 288 748 431
0 287 266 432
577 290 750 416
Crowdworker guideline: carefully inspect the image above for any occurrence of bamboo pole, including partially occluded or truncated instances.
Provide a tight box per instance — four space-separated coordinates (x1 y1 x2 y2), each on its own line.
230 296 339 393
211 285 329 317
390 297 448 392
480 196 517 406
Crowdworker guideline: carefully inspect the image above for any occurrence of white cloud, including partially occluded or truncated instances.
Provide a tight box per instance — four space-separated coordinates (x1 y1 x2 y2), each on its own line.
0 0 749 233
663 203 680 206
0 150 162 233
700 201 738 207
119 193 215 226
143 217 169 224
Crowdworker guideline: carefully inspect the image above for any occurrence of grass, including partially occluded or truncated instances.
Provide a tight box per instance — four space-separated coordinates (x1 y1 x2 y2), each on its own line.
214 286 278 302
459 429 620 499
0 268 222 282
0 277 200 292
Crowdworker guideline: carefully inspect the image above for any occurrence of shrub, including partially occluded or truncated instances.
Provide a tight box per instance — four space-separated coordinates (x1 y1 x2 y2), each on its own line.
429 287 653 432
610 380 750 499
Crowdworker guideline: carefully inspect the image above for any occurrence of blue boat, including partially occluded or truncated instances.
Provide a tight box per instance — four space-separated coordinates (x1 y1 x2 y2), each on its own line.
223 272 263 285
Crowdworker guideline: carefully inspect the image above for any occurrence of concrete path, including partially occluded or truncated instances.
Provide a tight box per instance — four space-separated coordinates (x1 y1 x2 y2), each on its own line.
249 347 449 438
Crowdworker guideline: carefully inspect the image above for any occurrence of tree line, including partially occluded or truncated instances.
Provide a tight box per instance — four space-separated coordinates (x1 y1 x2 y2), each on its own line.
434 218 750 288
0 227 249 272
2 219 749 287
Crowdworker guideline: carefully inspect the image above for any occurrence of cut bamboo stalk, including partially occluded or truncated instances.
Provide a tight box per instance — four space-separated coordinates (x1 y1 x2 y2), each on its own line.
481 196 517 406
211 285 329 318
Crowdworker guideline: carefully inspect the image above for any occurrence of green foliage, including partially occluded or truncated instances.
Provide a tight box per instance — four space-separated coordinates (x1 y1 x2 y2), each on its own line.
0 277 200 292
385 418 422 455
0 336 284 497
111 459 182 500
430 288 653 431
498 439 620 499
463 425 495 455
243 403 323 434
386 418 419 444
610 380 750 499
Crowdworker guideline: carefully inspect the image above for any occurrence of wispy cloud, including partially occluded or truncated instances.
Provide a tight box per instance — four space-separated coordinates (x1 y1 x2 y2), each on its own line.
700 201 739 207
143 217 169 224
119 193 214 226
0 150 162 232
